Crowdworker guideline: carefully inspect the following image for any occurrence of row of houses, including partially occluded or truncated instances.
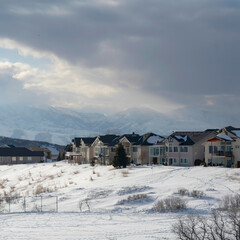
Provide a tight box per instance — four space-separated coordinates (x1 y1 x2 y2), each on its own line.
0 145 59 165
66 126 240 168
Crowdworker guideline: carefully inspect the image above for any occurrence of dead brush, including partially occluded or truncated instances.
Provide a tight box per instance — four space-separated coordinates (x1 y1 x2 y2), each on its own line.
73 170 80 175
121 170 129 177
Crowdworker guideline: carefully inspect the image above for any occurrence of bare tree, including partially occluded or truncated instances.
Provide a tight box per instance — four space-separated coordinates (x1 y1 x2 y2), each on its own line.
172 194 240 240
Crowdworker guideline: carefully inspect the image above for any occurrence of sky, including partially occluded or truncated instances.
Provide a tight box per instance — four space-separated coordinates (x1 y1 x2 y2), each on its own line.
0 0 240 118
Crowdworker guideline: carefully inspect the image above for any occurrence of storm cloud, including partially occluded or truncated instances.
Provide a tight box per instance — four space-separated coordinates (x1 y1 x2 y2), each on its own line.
0 0 239 121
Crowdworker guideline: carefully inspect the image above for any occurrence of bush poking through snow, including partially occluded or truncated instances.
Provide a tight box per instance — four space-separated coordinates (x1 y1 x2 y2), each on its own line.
153 197 187 212
118 194 148 205
176 188 205 198
177 188 189 196
117 186 151 196
35 184 50 195
121 170 128 177
190 190 205 198
79 199 90 212
219 194 240 211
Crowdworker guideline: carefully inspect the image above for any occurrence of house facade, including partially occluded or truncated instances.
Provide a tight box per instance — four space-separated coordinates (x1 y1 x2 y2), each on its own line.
68 132 165 165
0 146 44 165
162 130 217 166
204 126 240 168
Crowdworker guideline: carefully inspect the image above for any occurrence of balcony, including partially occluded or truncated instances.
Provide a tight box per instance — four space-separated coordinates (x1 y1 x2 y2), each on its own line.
214 151 232 157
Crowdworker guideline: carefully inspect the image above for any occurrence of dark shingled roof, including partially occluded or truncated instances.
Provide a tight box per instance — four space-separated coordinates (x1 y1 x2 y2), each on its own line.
171 130 217 146
98 135 119 146
120 133 141 145
0 147 44 157
223 126 240 137
137 132 165 146
73 137 97 147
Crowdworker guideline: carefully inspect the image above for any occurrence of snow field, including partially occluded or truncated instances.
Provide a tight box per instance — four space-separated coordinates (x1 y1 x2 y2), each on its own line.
0 163 239 239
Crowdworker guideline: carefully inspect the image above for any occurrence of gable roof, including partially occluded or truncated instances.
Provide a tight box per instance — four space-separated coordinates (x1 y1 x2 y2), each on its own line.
98 135 119 145
73 137 97 147
0 147 44 157
170 129 217 146
221 126 240 138
119 133 141 145
137 132 165 146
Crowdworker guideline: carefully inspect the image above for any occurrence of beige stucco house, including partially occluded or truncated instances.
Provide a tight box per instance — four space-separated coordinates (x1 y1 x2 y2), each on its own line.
162 130 217 166
204 126 240 168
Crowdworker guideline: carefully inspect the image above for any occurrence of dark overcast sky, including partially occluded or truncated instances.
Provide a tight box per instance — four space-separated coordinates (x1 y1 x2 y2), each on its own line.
0 0 239 125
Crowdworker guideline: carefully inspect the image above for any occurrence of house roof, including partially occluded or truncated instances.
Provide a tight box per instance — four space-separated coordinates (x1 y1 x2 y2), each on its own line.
73 137 97 147
119 133 141 145
222 126 240 138
137 132 165 146
170 129 217 146
0 147 44 157
98 135 119 146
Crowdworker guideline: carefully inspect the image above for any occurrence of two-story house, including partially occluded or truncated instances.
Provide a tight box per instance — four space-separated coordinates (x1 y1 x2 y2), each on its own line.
204 126 240 168
164 130 217 166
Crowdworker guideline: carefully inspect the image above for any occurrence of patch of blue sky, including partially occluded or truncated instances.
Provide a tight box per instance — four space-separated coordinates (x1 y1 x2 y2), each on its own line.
0 48 51 70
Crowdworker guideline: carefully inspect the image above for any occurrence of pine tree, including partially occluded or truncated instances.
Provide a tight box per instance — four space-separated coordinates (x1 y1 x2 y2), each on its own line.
113 144 129 168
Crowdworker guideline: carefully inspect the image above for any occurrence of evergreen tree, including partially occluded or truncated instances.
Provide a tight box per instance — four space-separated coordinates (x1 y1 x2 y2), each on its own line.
113 144 129 168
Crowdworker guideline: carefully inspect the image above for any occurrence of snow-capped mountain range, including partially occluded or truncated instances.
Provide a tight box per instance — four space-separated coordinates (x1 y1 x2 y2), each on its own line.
0 104 236 145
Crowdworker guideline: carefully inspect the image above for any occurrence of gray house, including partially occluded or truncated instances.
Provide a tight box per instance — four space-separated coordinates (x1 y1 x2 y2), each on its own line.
0 146 44 165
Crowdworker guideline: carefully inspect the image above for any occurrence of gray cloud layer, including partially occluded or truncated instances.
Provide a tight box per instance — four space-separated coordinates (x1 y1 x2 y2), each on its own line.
0 0 240 117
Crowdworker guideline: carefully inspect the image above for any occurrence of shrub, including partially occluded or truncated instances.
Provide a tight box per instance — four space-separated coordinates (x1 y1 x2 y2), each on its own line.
177 188 189 196
153 197 187 212
172 194 240 240
190 190 205 198
219 194 240 211
121 170 128 177
118 194 148 205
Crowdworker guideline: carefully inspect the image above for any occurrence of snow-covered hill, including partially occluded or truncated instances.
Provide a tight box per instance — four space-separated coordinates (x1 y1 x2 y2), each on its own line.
0 105 174 145
0 163 239 239
0 104 238 145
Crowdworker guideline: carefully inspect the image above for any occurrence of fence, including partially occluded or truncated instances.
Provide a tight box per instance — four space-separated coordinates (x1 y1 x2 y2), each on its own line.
0 196 59 213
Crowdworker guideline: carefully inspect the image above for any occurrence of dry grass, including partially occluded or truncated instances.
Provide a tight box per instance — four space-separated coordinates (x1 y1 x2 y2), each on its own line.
153 197 187 212
73 170 80 175
121 170 129 177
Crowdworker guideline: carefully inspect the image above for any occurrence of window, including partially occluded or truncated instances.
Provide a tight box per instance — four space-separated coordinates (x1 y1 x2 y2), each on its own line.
169 144 173 152
133 147 138 152
174 147 178 152
150 147 159 156
133 158 138 164
180 146 188 152
180 158 188 164
12 157 16 162
174 158 178 163
111 147 115 152
27 157 32 161
226 142 231 152
19 157 23 161
209 145 218 153
166 147 168 152
160 147 165 155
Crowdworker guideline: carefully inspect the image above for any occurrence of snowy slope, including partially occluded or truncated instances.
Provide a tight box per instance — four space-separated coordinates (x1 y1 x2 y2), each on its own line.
0 105 173 145
0 163 239 239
